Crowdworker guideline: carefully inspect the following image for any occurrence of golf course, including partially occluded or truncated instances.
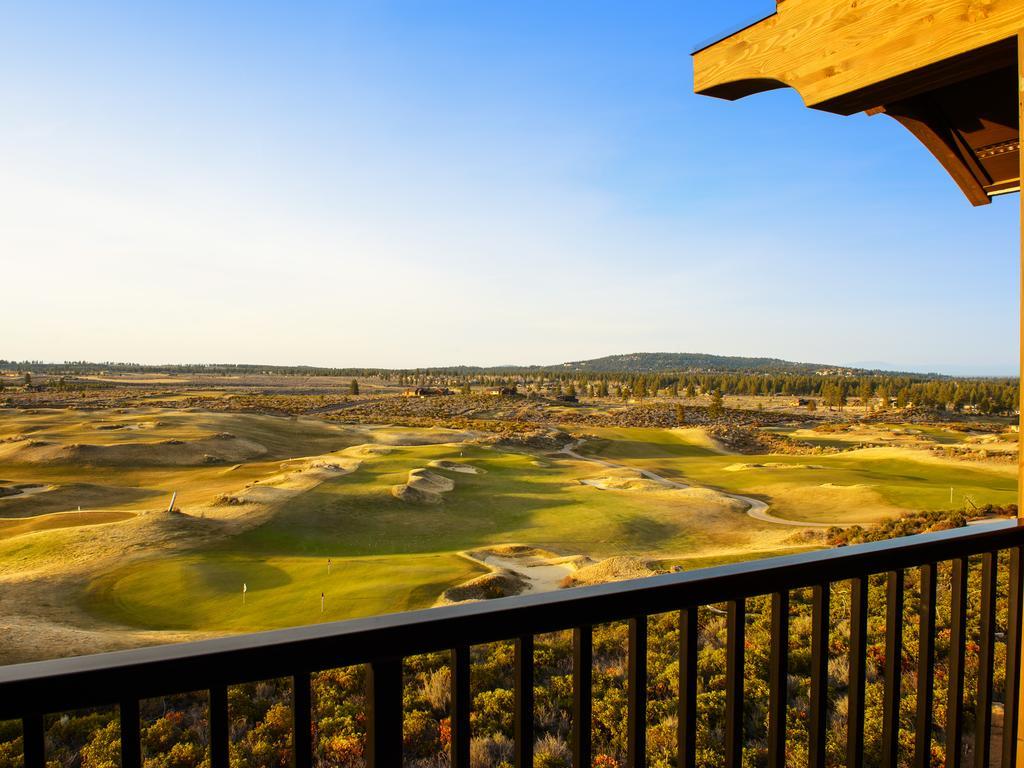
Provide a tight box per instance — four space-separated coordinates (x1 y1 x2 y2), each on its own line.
0 399 1016 662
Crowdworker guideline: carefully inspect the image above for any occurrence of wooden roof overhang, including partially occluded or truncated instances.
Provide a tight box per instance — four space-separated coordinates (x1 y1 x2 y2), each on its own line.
692 0 1023 205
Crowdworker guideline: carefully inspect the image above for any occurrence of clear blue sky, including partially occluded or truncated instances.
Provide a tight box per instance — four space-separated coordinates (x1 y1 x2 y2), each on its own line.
2 1 1018 375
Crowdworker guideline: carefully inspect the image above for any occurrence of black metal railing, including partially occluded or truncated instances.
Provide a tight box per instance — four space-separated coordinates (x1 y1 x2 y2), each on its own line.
1 520 1022 768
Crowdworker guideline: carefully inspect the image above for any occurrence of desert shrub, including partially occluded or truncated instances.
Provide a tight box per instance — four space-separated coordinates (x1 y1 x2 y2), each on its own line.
469 734 513 768
420 668 450 714
533 733 570 768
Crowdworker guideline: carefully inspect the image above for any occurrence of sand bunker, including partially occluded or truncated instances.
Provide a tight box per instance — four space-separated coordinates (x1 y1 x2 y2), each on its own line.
452 546 589 598
225 455 360 509
392 469 456 504
580 468 669 492
445 546 661 603
0 483 58 501
427 460 484 474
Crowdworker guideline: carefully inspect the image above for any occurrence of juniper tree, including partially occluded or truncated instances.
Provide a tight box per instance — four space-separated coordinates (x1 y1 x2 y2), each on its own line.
708 390 724 418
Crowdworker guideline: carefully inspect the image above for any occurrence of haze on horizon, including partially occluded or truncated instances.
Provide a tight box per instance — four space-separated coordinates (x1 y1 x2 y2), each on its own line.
2 2 1018 377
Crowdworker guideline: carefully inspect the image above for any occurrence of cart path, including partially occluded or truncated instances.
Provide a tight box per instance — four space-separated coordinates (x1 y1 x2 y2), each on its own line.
557 440 847 529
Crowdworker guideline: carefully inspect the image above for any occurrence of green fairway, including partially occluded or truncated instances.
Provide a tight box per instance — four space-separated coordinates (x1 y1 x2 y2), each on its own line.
83 438 794 631
579 427 1017 523
87 553 486 630
231 442 784 559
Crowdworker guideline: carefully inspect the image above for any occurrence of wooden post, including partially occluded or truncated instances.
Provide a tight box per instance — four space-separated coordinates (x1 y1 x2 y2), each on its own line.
1017 30 1024 767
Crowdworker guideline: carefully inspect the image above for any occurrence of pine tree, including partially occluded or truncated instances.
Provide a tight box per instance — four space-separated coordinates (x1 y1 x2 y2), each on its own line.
709 390 724 419
349 379 360 395
859 380 873 410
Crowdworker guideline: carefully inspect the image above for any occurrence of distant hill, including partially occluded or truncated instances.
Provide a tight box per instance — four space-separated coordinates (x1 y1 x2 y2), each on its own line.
545 352 845 375
4 354 946 378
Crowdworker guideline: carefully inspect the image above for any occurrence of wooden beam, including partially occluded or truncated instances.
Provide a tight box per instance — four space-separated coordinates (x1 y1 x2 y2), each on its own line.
880 101 992 207
693 0 1024 114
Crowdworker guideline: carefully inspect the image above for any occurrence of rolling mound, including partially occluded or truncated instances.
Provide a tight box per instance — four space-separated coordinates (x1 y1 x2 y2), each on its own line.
436 571 529 604
0 434 268 466
0 483 161 519
565 556 657 587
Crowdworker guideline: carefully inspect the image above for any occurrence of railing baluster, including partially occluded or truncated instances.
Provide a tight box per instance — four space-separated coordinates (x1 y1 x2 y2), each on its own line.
515 636 534 768
209 684 230 768
768 591 789 768
809 583 829 768
292 673 312 768
21 713 44 768
120 698 142 768
627 616 648 768
678 607 698 768
882 569 904 768
725 599 745 768
975 552 997 768
947 556 968 768
451 646 471 768
1002 546 1023 768
366 658 403 768
848 576 868 767
914 564 937 768
573 626 592 768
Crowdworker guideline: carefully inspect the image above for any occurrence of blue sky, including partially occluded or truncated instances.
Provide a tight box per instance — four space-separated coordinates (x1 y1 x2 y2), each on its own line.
1 1 1018 375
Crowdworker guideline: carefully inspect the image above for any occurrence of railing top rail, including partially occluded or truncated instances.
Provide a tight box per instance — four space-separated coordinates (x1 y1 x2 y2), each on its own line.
1 520 1021 718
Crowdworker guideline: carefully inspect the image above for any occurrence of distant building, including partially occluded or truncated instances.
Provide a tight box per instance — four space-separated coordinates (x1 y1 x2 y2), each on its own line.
484 386 518 397
404 387 451 397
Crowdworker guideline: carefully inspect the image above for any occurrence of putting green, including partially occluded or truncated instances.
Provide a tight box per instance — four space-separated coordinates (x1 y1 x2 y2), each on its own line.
87 553 486 631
